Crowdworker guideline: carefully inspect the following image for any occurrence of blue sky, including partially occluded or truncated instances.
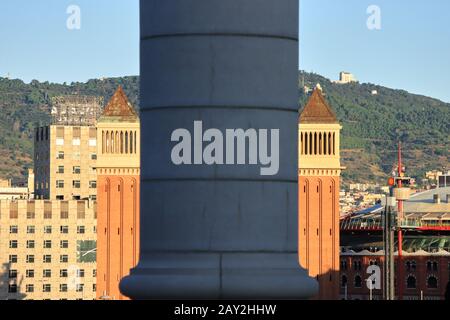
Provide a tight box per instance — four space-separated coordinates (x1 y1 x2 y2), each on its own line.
0 0 449 102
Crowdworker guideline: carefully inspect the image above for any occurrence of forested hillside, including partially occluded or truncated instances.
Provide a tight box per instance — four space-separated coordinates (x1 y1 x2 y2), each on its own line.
0 72 448 185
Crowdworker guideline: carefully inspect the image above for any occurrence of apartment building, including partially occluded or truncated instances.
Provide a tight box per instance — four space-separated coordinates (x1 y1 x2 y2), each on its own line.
0 200 97 300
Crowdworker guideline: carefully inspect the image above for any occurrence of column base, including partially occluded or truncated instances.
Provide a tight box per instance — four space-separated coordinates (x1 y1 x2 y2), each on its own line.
120 252 318 299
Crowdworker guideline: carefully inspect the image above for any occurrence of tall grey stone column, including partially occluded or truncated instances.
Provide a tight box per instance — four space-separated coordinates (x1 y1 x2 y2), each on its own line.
120 0 318 299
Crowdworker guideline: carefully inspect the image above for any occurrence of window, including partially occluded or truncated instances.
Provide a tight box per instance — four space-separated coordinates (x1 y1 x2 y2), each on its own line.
26 284 34 293
8 285 18 293
89 195 97 201
354 275 362 288
73 180 81 188
89 139 97 147
60 269 68 278
27 211 35 219
27 226 35 234
56 138 64 146
91 153 97 160
26 270 34 278
9 270 18 279
72 138 81 146
43 255 52 263
89 181 97 189
77 226 85 234
406 260 417 272
433 262 438 272
57 151 65 159
60 284 68 292
27 240 35 249
60 240 69 249
43 226 52 234
73 166 81 174
60 226 69 234
93 284 97 292
427 276 438 289
43 284 51 293
10 225 18 234
9 255 18 264
56 180 64 189
26 255 35 263
60 255 69 263
43 269 52 278
93 269 97 277
9 240 18 249
407 276 417 289
56 195 64 200
341 275 348 288
57 166 64 174
44 240 52 249
76 284 84 292
77 269 85 278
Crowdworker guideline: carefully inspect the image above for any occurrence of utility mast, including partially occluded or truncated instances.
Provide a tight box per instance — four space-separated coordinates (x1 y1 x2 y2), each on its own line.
385 141 412 300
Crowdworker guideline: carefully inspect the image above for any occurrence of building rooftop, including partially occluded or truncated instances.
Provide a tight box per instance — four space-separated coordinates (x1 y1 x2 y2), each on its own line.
299 87 339 124
99 86 139 123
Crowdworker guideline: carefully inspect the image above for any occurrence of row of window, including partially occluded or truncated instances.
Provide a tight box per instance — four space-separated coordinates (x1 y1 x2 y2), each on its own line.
6 254 70 264
9 283 96 294
102 130 138 155
9 240 70 251
341 260 445 272
9 269 95 279
36 127 97 143
341 274 440 290
300 131 336 156
55 180 97 189
55 151 97 161
55 138 97 147
8 209 94 219
8 225 92 234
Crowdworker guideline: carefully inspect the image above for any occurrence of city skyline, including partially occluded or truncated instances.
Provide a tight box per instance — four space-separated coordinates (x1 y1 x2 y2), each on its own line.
0 1 450 102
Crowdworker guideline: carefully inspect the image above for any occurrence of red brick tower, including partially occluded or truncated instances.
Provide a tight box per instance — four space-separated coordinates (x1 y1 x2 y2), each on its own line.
96 87 140 300
298 87 343 300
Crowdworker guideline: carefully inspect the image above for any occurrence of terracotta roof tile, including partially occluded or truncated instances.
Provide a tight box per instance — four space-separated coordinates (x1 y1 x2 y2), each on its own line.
299 88 338 124
100 86 138 122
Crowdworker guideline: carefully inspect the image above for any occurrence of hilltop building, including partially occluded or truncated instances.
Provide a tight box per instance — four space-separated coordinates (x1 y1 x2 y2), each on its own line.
334 72 357 84
95 87 140 300
298 87 344 299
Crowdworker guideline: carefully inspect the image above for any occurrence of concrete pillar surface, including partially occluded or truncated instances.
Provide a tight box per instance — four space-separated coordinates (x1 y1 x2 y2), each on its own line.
120 0 318 299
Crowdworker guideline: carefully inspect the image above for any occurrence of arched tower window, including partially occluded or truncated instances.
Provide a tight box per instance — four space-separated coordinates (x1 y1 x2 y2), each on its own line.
309 132 313 155
328 132 332 155
319 133 322 155
120 132 124 154
323 132 328 155
314 133 317 155
300 133 304 155
125 132 129 154
134 131 137 154
106 131 110 153
102 131 105 154
111 131 115 154
130 131 134 154
115 132 119 153
333 132 336 155
304 132 308 155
